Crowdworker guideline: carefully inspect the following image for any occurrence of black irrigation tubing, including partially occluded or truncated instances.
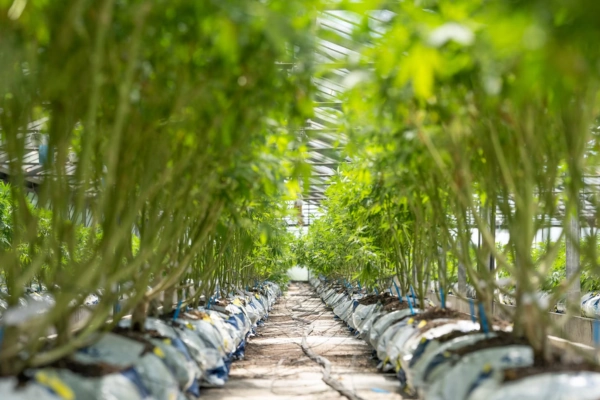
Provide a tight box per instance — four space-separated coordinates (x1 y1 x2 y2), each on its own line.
300 325 366 400
226 283 369 399
286 298 343 341
258 285 358 369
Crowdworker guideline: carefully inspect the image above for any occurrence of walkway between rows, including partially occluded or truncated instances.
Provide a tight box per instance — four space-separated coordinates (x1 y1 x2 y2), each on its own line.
202 282 404 400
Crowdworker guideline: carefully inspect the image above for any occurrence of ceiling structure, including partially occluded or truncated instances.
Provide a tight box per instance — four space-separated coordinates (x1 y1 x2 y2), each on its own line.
291 8 395 226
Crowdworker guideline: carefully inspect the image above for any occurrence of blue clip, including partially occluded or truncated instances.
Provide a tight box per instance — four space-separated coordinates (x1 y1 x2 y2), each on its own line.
440 285 445 309
478 302 489 334
374 288 379 295
173 299 183 321
594 319 600 347
393 281 402 302
469 299 476 322
410 286 417 307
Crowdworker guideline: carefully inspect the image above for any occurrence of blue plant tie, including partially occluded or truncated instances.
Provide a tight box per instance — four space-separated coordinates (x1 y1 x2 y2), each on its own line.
357 282 362 290
410 286 417 307
595 319 600 347
469 299 476 322
207 297 212 310
393 282 402 302
173 299 183 321
440 285 445 309
406 295 415 315
374 288 379 295
478 302 489 334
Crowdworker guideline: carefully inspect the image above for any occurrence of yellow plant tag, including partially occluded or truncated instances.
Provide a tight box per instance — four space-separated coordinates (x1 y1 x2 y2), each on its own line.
186 322 195 330
233 298 243 306
153 346 166 359
163 338 172 345
254 293 260 300
407 318 414 325
482 363 492 373
35 371 74 400
417 320 427 328
420 337 427 343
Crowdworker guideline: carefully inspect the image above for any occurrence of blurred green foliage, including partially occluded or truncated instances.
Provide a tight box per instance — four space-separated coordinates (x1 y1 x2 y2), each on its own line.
0 0 317 374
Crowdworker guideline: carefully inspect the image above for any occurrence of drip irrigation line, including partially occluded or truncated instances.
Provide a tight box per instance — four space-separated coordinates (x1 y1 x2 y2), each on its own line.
236 283 370 399
300 325 366 400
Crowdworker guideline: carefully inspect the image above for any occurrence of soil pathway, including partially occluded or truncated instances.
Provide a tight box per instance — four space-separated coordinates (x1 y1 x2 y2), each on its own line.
202 282 404 400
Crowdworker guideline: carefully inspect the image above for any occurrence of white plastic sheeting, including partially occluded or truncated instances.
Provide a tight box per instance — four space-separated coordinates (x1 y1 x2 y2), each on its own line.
1 281 282 400
469 371 600 400
424 345 534 400
310 276 593 400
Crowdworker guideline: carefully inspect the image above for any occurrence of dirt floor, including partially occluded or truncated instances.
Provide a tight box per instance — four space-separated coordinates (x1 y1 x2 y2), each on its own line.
201 282 404 400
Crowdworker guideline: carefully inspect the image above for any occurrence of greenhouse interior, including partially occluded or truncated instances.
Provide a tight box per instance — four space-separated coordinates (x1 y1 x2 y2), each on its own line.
2 0 600 399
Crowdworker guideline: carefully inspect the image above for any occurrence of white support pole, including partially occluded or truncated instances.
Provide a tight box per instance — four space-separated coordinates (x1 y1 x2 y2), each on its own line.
566 212 581 312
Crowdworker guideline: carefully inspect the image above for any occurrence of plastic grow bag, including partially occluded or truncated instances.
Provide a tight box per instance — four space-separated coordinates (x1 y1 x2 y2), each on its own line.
184 318 227 356
376 321 407 364
149 337 198 392
201 311 236 355
368 309 418 348
74 333 146 368
468 371 600 400
243 300 261 326
358 309 383 340
335 298 356 323
43 368 147 400
3 293 55 327
398 320 480 387
581 292 600 318
352 303 379 332
0 376 65 400
424 345 534 400
134 352 183 400
73 332 185 399
172 323 228 387
333 298 353 318
411 332 492 392
402 320 478 362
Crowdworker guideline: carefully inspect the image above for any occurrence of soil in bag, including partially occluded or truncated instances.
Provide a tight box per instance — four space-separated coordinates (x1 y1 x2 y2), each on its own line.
358 292 393 306
382 298 413 312
450 331 529 357
182 310 211 320
503 353 600 383
413 308 469 322
45 358 125 377
436 329 482 344
112 326 164 353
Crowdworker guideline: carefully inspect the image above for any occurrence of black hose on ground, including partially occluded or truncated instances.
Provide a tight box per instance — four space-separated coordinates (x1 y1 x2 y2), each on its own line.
300 325 366 400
